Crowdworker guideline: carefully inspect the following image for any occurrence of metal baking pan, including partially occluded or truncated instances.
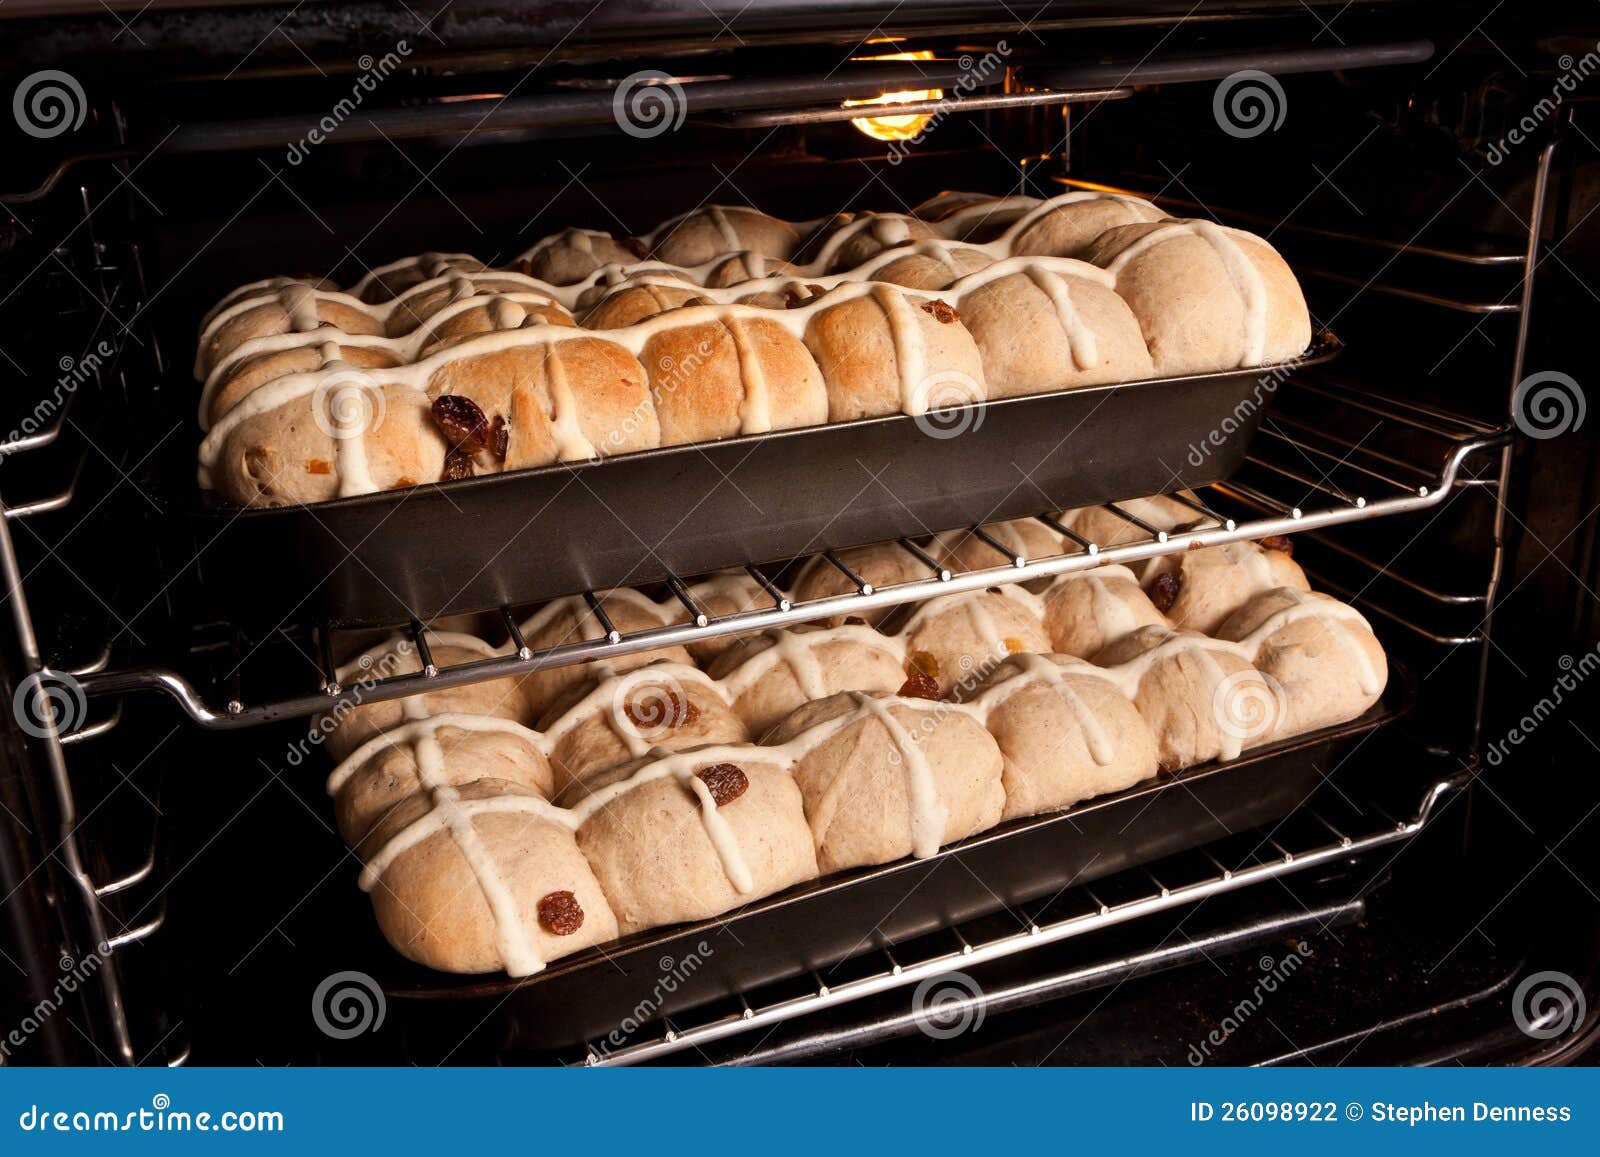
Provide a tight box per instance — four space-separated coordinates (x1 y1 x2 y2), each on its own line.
193 332 1340 628
378 662 1402 1057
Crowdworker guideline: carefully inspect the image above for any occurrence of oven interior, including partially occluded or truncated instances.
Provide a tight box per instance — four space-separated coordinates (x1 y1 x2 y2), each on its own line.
1 0 1597 1066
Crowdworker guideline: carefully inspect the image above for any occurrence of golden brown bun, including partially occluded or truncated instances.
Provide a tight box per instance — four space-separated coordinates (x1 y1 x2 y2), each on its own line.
705 252 801 288
1218 587 1387 739
203 291 383 377
386 277 568 338
707 625 907 738
207 343 402 429
568 748 817 935
415 297 575 356
803 287 986 421
765 691 1005 873
580 284 703 329
1081 219 1311 374
366 781 617 974
640 314 827 445
954 264 1153 397
536 661 749 796
968 653 1159 819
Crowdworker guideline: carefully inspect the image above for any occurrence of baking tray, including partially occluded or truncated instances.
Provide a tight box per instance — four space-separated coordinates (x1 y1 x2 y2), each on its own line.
378 661 1404 1057
193 332 1339 628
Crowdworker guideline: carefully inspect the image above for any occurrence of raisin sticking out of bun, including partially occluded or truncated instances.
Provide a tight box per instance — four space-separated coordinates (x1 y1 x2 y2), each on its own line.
441 448 475 481
1150 571 1181 613
431 394 490 453
537 891 585 936
906 650 940 678
897 673 941 700
920 299 960 324
696 763 749 806
1259 535 1294 556
490 415 510 461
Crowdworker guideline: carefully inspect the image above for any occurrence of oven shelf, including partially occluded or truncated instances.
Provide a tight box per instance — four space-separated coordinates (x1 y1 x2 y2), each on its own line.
65 430 1504 732
575 774 1466 1066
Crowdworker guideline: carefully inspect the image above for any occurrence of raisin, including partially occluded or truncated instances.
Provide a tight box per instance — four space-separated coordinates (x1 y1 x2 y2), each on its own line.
1003 636 1029 654
696 762 749 806
431 394 490 452
1150 571 1181 613
393 476 417 489
620 236 650 259
897 672 941 700
306 459 332 475
1260 535 1294 557
441 448 475 481
906 650 940 678
490 414 510 460
920 299 960 324
844 615 869 627
537 890 584 936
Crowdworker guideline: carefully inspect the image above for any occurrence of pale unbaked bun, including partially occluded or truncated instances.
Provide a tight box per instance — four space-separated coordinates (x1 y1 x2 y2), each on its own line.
1093 625 1279 770
912 190 1022 224
1081 219 1312 374
898 588 1050 700
967 653 1159 819
320 631 529 763
930 518 1067 593
933 195 1043 241
790 542 938 627
707 625 908 738
764 691 1005 873
362 780 617 975
326 714 554 849
1143 539 1308 636
422 333 660 472
638 312 827 444
869 243 995 289
1007 192 1165 258
536 661 748 795
953 259 1154 396
1041 565 1170 658
803 285 987 420
565 746 818 935
1060 492 1218 581
518 228 640 285
647 206 802 268
665 571 776 665
517 590 693 719
1218 587 1387 739
810 213 942 271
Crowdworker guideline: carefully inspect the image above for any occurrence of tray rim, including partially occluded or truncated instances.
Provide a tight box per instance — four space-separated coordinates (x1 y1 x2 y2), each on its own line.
192 330 1343 522
384 650 1409 1002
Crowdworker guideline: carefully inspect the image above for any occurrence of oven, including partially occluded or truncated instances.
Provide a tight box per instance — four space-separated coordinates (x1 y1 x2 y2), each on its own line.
1 0 1597 1068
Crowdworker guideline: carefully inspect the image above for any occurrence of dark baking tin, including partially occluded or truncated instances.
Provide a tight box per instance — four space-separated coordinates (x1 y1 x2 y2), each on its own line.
381 671 1400 1056
195 333 1340 627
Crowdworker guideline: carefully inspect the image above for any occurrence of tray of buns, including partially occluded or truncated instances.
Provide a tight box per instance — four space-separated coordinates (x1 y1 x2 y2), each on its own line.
309 524 1403 1053
190 191 1331 626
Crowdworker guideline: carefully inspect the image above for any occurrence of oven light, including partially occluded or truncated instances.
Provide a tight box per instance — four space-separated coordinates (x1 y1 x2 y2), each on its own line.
846 50 940 142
